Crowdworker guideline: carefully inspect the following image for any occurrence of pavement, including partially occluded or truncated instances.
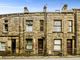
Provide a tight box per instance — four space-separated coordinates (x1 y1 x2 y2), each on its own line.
0 56 80 60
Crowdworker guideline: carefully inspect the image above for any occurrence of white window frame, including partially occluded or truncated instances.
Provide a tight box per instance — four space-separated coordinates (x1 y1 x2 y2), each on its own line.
68 20 72 32
26 39 33 50
3 20 8 33
0 42 6 51
54 39 61 51
26 20 33 32
26 24 32 32
40 20 44 31
54 20 62 32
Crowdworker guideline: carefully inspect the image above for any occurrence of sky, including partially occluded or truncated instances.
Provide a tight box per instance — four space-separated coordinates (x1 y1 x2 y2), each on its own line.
0 0 80 14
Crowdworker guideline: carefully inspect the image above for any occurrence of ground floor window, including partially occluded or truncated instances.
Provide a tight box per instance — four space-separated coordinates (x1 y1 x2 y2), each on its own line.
54 39 61 51
26 39 33 50
0 42 5 51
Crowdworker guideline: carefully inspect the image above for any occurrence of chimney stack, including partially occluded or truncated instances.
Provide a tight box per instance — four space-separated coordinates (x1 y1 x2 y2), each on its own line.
24 6 29 13
62 4 68 12
43 5 47 12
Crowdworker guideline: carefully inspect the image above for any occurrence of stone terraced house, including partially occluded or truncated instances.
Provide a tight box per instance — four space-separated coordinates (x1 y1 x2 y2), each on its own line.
0 4 80 56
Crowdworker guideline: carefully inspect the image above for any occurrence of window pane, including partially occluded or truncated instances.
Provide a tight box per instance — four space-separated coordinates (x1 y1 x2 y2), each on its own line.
0 43 1 50
54 45 61 51
26 39 32 50
54 21 62 32
69 27 72 32
0 42 5 51
26 20 33 24
28 40 32 44
1 43 5 51
28 25 32 32
54 40 61 44
3 24 8 32
54 27 61 32
69 21 72 26
68 21 72 32
26 20 33 32
26 25 32 32
5 24 8 31
40 20 44 25
26 45 32 49
54 39 61 51
40 20 44 31
54 21 61 26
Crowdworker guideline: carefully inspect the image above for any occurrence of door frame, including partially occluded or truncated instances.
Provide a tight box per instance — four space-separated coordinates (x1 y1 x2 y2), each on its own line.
38 39 44 55
67 39 72 55
11 39 16 54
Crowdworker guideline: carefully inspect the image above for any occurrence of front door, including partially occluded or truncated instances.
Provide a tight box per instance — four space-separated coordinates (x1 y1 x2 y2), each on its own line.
38 39 44 55
67 39 72 55
12 39 16 54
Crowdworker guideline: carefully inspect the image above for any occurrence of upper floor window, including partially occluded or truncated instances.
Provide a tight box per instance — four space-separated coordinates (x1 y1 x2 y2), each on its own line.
54 39 61 51
3 20 8 33
26 20 33 32
0 42 5 51
68 20 73 32
54 20 62 32
4 20 8 23
4 24 8 31
40 20 44 31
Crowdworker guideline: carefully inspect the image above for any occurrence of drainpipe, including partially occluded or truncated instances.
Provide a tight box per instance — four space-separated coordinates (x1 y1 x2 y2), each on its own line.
23 12 25 54
43 5 47 56
18 13 21 55
73 10 77 55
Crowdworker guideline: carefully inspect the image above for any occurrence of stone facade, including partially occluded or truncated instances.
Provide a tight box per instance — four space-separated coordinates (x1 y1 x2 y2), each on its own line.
0 4 80 56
